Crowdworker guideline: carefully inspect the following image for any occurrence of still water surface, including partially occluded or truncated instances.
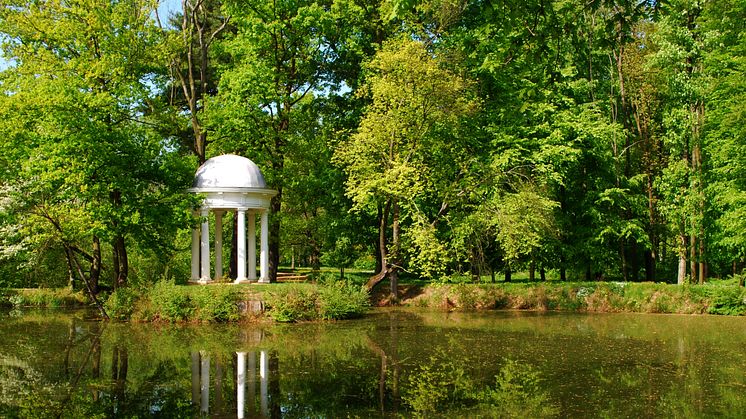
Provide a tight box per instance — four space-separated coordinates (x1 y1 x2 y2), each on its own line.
1 308 744 418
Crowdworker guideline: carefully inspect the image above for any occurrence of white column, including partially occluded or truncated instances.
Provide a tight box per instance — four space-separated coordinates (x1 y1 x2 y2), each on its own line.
259 210 269 283
214 211 223 280
235 209 247 282
236 352 246 419
191 225 200 281
260 350 269 417
200 209 210 282
200 352 210 414
248 212 257 281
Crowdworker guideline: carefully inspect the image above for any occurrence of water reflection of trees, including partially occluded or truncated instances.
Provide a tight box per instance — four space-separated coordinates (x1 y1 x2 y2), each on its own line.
0 310 745 417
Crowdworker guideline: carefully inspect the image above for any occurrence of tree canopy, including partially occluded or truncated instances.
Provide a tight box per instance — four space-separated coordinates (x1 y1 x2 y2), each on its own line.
1 0 744 290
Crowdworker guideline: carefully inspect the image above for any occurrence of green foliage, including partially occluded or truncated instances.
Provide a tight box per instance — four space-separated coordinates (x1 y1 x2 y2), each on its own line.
706 287 746 316
189 285 242 322
404 353 558 418
148 281 195 322
2 288 87 308
264 286 320 322
403 351 475 414
265 281 370 322
105 287 139 321
317 281 370 320
0 0 744 294
104 281 241 323
475 360 558 418
413 281 746 316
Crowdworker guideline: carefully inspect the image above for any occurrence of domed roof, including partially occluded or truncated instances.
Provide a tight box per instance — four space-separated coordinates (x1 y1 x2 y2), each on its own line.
192 154 267 190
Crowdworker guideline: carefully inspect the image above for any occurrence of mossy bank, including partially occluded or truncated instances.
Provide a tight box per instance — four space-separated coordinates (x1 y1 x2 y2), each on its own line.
4 279 745 321
2 280 370 323
402 281 746 316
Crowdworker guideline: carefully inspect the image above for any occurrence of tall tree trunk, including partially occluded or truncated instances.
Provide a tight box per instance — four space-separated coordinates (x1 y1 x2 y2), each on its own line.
175 0 229 164
269 190 282 283
114 235 128 288
677 234 687 285
110 190 127 288
540 267 546 282
470 247 480 283
64 247 76 289
529 259 535 281
646 170 657 282
698 238 706 284
389 200 400 300
690 233 697 283
630 240 639 282
91 235 101 294
374 203 383 274
504 266 512 283
366 199 391 291
112 244 119 287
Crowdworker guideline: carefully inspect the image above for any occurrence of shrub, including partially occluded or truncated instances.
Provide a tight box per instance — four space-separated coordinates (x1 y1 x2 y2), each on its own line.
150 281 194 322
105 287 139 320
318 281 369 320
265 281 370 322
264 286 318 322
453 284 478 309
190 285 241 322
707 287 746 316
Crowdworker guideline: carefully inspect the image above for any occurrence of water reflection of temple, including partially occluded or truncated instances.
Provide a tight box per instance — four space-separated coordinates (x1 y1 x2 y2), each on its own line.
190 349 280 418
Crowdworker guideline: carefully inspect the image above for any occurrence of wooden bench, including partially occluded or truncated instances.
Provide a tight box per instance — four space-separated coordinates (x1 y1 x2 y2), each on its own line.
276 272 309 283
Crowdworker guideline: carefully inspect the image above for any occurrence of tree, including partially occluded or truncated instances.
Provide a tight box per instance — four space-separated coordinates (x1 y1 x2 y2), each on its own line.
702 0 746 282
0 0 194 298
653 0 708 284
335 38 477 296
212 0 354 282
167 0 230 163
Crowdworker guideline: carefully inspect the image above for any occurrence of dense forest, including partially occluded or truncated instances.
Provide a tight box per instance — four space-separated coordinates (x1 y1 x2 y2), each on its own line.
0 0 744 291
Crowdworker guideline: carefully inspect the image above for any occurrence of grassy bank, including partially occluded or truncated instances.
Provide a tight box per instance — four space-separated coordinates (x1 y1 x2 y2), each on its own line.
104 280 369 323
0 287 88 308
2 279 369 323
5 279 744 320
404 281 746 315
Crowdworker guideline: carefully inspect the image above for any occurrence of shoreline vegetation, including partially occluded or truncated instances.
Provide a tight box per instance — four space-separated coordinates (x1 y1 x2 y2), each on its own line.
2 276 745 321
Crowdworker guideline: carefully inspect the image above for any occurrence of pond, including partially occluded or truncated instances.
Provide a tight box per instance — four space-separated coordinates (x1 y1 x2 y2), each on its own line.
1 308 744 417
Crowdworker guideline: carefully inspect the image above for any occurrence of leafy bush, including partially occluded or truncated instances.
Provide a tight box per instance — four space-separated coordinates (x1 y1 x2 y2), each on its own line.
149 281 193 322
707 287 746 316
318 281 369 320
265 281 370 322
189 285 241 322
264 286 318 322
105 287 139 320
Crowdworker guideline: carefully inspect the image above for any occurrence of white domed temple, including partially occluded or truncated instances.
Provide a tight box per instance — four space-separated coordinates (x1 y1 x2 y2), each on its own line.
189 155 277 284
